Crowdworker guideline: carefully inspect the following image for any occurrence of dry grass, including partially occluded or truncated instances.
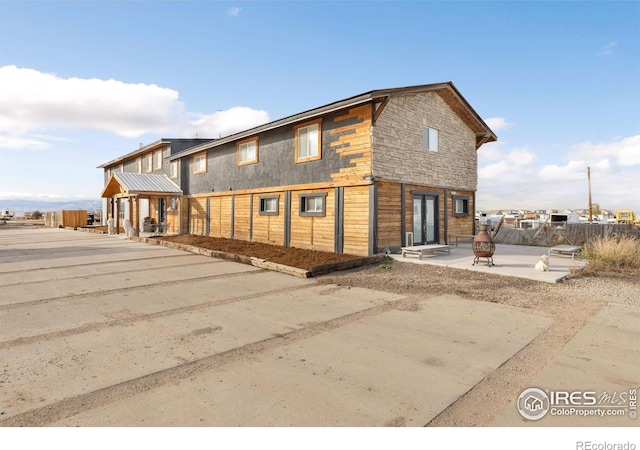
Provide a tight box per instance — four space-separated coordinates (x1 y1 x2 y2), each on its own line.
579 235 640 277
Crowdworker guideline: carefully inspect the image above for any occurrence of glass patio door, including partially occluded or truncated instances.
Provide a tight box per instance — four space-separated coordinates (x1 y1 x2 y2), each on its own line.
412 195 437 245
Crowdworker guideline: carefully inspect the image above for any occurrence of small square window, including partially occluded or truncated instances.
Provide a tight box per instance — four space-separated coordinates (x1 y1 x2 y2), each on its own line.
423 127 439 152
453 196 469 216
238 138 258 166
169 161 178 179
295 119 322 163
193 152 207 174
299 193 327 217
259 195 279 216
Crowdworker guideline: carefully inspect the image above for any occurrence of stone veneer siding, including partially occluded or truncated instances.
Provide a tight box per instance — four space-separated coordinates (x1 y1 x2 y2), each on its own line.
371 92 477 191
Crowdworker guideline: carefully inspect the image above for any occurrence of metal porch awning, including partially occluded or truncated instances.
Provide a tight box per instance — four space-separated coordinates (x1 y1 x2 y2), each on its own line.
101 173 182 198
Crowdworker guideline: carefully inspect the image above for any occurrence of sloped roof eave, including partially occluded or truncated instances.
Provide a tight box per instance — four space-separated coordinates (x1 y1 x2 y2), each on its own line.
167 81 496 161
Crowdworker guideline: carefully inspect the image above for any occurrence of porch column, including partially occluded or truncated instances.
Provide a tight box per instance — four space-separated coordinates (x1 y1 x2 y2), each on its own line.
135 196 140 236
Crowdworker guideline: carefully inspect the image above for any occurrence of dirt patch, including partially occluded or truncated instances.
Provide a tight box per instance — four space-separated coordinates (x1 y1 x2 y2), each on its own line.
155 234 363 271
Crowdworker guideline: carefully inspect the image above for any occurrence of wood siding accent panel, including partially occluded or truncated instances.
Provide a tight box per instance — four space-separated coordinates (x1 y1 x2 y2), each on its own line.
233 194 252 241
290 189 335 253
166 198 179 234
252 192 286 245
330 105 373 184
376 181 403 250
342 185 370 256
189 197 207 236
447 189 475 237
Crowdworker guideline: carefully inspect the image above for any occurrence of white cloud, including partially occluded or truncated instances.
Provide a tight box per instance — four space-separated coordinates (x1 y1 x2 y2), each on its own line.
189 107 270 139
568 135 640 167
597 39 618 56
227 6 241 17
484 117 513 131
0 134 51 150
0 66 270 149
0 66 181 138
479 147 537 179
477 135 639 212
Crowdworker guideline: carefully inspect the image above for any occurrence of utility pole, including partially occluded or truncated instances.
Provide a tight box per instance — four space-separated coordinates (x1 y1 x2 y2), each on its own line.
587 166 593 223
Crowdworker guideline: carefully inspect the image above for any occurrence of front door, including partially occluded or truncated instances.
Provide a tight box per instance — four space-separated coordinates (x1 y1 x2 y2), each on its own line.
412 194 438 245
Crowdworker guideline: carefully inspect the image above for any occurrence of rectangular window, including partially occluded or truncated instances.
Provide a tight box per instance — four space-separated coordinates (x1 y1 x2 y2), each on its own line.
137 158 142 173
453 196 469 216
295 119 322 163
299 193 327 217
238 138 259 166
422 127 439 152
193 152 207 174
154 151 163 170
259 195 279 216
169 161 178 179
144 153 153 173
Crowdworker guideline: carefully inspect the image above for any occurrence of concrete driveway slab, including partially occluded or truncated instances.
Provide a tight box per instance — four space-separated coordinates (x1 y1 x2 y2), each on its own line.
492 302 640 426
50 295 551 427
0 228 553 427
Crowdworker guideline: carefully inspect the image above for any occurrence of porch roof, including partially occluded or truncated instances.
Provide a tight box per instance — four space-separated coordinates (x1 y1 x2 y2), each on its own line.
101 172 183 198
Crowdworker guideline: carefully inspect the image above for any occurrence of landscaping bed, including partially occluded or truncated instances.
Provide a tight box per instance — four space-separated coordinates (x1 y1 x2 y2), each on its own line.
154 234 374 272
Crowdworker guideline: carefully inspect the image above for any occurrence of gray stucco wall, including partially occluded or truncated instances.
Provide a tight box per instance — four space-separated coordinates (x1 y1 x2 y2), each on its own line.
180 110 364 195
372 92 478 190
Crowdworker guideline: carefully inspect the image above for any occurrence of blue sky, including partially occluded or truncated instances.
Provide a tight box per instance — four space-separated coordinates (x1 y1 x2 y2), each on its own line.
1 1 639 213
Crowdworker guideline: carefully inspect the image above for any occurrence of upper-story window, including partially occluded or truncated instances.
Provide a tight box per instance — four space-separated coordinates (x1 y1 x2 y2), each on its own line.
193 151 207 174
169 161 178 179
154 151 163 171
295 119 322 163
137 158 142 173
237 137 258 166
144 153 153 173
422 127 439 152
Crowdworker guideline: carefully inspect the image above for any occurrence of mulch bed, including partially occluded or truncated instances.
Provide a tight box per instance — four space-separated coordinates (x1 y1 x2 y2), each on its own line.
155 234 363 271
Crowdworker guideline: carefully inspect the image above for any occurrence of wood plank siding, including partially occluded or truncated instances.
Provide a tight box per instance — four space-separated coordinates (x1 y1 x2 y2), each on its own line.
290 189 335 253
376 181 403 250
342 185 369 255
189 197 207 236
252 192 286 245
330 105 372 184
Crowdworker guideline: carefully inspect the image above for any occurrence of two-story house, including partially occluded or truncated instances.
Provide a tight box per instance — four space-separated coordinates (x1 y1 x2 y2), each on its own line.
99 138 213 234
99 82 496 256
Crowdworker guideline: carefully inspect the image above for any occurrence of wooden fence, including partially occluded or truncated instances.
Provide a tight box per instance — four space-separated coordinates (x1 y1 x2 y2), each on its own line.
44 210 87 228
493 223 640 247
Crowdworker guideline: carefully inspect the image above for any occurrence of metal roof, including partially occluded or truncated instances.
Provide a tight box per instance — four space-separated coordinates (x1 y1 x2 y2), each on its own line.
167 81 497 161
97 138 216 169
101 172 182 198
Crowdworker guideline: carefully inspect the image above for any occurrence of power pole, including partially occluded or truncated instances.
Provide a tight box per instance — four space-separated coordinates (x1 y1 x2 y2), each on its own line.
587 166 593 223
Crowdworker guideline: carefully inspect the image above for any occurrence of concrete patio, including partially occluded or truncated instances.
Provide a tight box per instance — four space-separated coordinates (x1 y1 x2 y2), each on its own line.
392 242 587 283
